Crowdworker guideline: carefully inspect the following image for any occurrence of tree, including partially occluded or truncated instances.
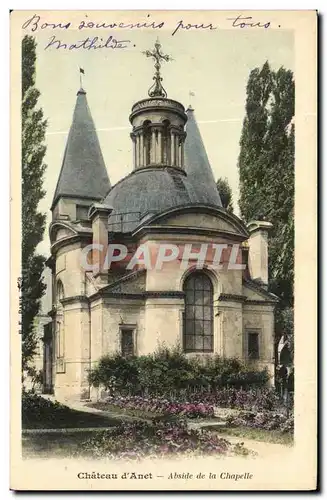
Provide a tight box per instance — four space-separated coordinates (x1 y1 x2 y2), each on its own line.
21 35 47 374
216 177 234 213
238 62 295 310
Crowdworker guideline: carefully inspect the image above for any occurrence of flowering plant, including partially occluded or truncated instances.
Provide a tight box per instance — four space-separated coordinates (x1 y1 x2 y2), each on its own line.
102 395 215 418
79 419 250 460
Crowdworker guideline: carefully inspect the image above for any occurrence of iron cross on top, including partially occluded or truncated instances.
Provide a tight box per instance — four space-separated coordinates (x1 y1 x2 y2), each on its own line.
143 39 172 98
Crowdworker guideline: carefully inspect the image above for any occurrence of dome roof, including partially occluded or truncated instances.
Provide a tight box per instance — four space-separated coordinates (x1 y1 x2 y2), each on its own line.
104 167 221 232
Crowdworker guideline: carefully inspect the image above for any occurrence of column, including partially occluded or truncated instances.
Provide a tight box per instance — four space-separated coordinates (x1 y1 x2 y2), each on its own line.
151 129 156 164
171 131 175 166
132 135 137 169
157 130 162 164
135 134 140 168
140 133 144 167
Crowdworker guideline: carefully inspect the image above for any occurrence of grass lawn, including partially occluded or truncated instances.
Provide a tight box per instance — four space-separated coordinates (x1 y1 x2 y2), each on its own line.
22 430 108 459
23 402 119 429
215 426 294 446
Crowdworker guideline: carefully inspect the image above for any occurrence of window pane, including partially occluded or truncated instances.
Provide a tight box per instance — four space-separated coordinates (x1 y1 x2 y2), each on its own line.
122 330 134 357
203 336 213 350
195 305 203 319
203 306 212 320
248 332 259 360
202 276 212 291
186 289 194 303
195 336 204 350
203 321 212 335
185 305 195 319
185 278 195 291
185 320 194 335
194 319 204 335
195 290 203 304
194 276 204 290
185 335 194 351
203 293 212 306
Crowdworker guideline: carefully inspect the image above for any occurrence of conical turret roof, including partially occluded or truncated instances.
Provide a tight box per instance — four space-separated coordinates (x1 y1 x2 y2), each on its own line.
51 89 111 209
184 107 222 207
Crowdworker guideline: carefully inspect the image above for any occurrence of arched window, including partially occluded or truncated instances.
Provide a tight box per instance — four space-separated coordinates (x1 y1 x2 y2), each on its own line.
183 272 214 352
56 280 64 304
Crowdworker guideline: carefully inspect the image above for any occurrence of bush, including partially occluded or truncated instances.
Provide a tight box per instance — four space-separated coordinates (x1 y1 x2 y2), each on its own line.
78 419 250 460
226 410 294 434
88 346 270 397
22 390 67 427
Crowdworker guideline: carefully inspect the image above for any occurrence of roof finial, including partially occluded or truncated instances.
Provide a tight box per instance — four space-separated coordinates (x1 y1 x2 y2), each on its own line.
142 39 172 98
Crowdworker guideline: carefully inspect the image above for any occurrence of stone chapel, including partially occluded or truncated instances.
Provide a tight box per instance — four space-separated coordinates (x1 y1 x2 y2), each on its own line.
43 41 278 400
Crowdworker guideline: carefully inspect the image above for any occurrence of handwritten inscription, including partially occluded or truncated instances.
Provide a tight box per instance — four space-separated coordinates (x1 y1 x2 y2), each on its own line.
22 13 273 51
44 35 131 51
227 15 271 29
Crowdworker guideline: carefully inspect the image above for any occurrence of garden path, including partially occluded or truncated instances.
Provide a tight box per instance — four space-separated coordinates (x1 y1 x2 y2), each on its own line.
51 395 153 423
43 396 293 458
215 434 294 458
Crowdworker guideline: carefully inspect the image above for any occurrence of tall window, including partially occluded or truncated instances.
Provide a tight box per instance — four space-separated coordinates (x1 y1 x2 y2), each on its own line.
121 328 134 358
183 272 214 352
56 280 65 371
248 332 259 360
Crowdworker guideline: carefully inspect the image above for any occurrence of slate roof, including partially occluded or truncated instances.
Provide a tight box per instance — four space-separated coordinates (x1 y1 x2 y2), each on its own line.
105 167 199 231
51 89 111 209
184 107 222 207
104 106 223 232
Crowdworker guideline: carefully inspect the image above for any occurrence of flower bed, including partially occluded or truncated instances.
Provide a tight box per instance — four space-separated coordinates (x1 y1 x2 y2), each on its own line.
189 388 288 412
78 419 250 460
99 395 215 419
226 411 294 433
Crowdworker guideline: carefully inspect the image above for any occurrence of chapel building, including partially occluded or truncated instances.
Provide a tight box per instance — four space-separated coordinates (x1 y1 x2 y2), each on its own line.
44 42 278 400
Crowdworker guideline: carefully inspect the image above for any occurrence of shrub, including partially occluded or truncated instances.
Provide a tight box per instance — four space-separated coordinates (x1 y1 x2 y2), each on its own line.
88 346 270 397
22 390 67 427
226 410 294 434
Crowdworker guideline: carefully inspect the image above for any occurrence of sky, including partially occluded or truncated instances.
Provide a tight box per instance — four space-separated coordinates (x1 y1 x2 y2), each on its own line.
32 26 294 256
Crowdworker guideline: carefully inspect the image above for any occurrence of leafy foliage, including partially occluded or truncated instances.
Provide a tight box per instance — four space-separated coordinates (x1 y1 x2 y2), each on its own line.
92 395 215 419
78 419 250 460
226 410 294 434
238 62 294 309
88 346 270 396
216 177 234 213
21 35 48 373
22 391 116 429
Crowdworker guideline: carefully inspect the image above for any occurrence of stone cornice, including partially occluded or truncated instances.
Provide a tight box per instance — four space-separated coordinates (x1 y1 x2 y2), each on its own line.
61 295 90 306
130 97 187 123
133 225 247 242
243 299 278 306
89 290 185 302
218 294 246 303
102 269 146 292
50 233 92 256
134 204 249 239
243 277 279 302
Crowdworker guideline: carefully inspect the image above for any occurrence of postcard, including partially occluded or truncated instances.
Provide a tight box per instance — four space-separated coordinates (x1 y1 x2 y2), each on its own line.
10 10 317 491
